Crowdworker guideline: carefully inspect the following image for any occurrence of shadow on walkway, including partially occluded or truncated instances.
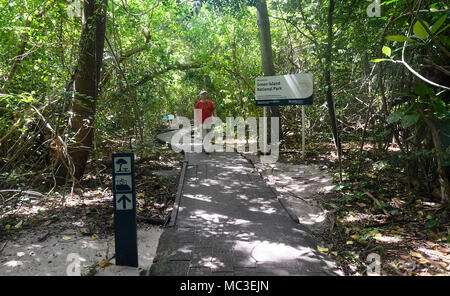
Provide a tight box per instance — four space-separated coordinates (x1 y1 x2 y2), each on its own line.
149 151 340 276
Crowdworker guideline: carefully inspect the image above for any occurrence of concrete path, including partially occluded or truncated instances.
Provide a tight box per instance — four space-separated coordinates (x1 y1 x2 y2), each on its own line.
149 148 339 276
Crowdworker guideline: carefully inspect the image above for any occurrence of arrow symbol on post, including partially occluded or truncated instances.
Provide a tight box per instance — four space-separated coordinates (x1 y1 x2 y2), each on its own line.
117 194 131 209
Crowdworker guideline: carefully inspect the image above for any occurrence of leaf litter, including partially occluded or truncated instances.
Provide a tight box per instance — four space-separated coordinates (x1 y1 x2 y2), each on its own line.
278 142 449 276
0 141 184 275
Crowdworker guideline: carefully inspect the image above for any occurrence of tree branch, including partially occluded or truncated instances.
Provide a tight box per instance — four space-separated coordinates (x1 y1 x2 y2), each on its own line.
400 35 450 90
134 43 220 87
134 63 202 87
405 0 450 58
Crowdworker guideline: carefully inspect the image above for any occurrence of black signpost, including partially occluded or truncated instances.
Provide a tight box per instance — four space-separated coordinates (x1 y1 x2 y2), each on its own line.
112 153 138 267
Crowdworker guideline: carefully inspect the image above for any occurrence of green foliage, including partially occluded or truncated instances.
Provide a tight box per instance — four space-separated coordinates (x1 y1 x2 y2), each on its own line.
413 20 429 40
402 114 420 129
385 35 415 42
382 46 392 57
0 0 448 204
370 58 391 63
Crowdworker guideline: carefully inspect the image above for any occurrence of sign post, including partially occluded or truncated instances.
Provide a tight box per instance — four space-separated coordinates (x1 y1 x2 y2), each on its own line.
263 106 267 153
302 105 306 160
255 74 313 158
112 153 138 267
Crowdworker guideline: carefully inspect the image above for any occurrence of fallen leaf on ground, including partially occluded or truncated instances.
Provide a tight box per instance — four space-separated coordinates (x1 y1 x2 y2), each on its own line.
62 236 71 241
317 246 329 253
390 230 399 234
429 231 439 240
79 228 90 235
411 252 422 258
14 220 23 229
98 259 112 268
438 248 449 254
400 255 409 260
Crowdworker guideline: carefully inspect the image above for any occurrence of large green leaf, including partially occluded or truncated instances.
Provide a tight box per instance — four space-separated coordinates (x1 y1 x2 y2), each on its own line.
413 20 429 40
387 110 403 124
431 14 447 34
401 114 420 129
382 45 391 57
370 58 390 63
414 83 433 96
385 35 415 42
435 24 450 36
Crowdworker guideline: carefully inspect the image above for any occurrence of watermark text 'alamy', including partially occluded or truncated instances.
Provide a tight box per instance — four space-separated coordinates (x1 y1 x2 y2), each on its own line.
170 115 280 164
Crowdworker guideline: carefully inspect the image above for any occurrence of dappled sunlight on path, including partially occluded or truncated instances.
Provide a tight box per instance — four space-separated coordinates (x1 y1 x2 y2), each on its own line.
150 151 340 276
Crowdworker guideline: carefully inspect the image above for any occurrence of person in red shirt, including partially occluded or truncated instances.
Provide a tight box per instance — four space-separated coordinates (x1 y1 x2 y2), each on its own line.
195 90 217 141
195 90 216 123
195 90 217 128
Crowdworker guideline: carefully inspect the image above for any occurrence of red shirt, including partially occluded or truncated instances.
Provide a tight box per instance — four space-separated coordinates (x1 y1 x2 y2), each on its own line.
195 99 215 124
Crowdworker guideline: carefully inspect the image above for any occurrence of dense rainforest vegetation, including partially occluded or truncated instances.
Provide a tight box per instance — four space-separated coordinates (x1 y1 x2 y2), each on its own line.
0 0 449 275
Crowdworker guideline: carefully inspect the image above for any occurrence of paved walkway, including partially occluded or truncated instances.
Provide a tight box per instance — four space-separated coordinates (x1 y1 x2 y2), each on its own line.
149 142 339 275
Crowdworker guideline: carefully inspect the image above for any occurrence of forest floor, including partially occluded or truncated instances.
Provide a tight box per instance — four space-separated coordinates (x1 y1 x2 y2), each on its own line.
1 133 449 276
277 141 450 276
0 138 185 275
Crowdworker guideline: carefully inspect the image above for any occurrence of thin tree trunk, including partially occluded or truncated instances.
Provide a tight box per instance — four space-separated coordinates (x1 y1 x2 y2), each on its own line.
417 106 449 204
56 0 108 182
255 0 281 142
324 0 342 181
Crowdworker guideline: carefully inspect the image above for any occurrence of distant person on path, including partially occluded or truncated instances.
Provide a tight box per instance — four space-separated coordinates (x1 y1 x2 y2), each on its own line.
195 90 217 140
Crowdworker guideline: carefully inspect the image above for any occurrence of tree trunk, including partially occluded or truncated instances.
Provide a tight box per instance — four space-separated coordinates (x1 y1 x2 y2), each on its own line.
417 106 449 204
255 0 281 141
324 0 342 181
56 0 107 182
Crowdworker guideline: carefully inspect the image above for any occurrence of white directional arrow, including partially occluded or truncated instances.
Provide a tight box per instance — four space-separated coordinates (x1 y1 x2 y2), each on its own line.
116 193 133 210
